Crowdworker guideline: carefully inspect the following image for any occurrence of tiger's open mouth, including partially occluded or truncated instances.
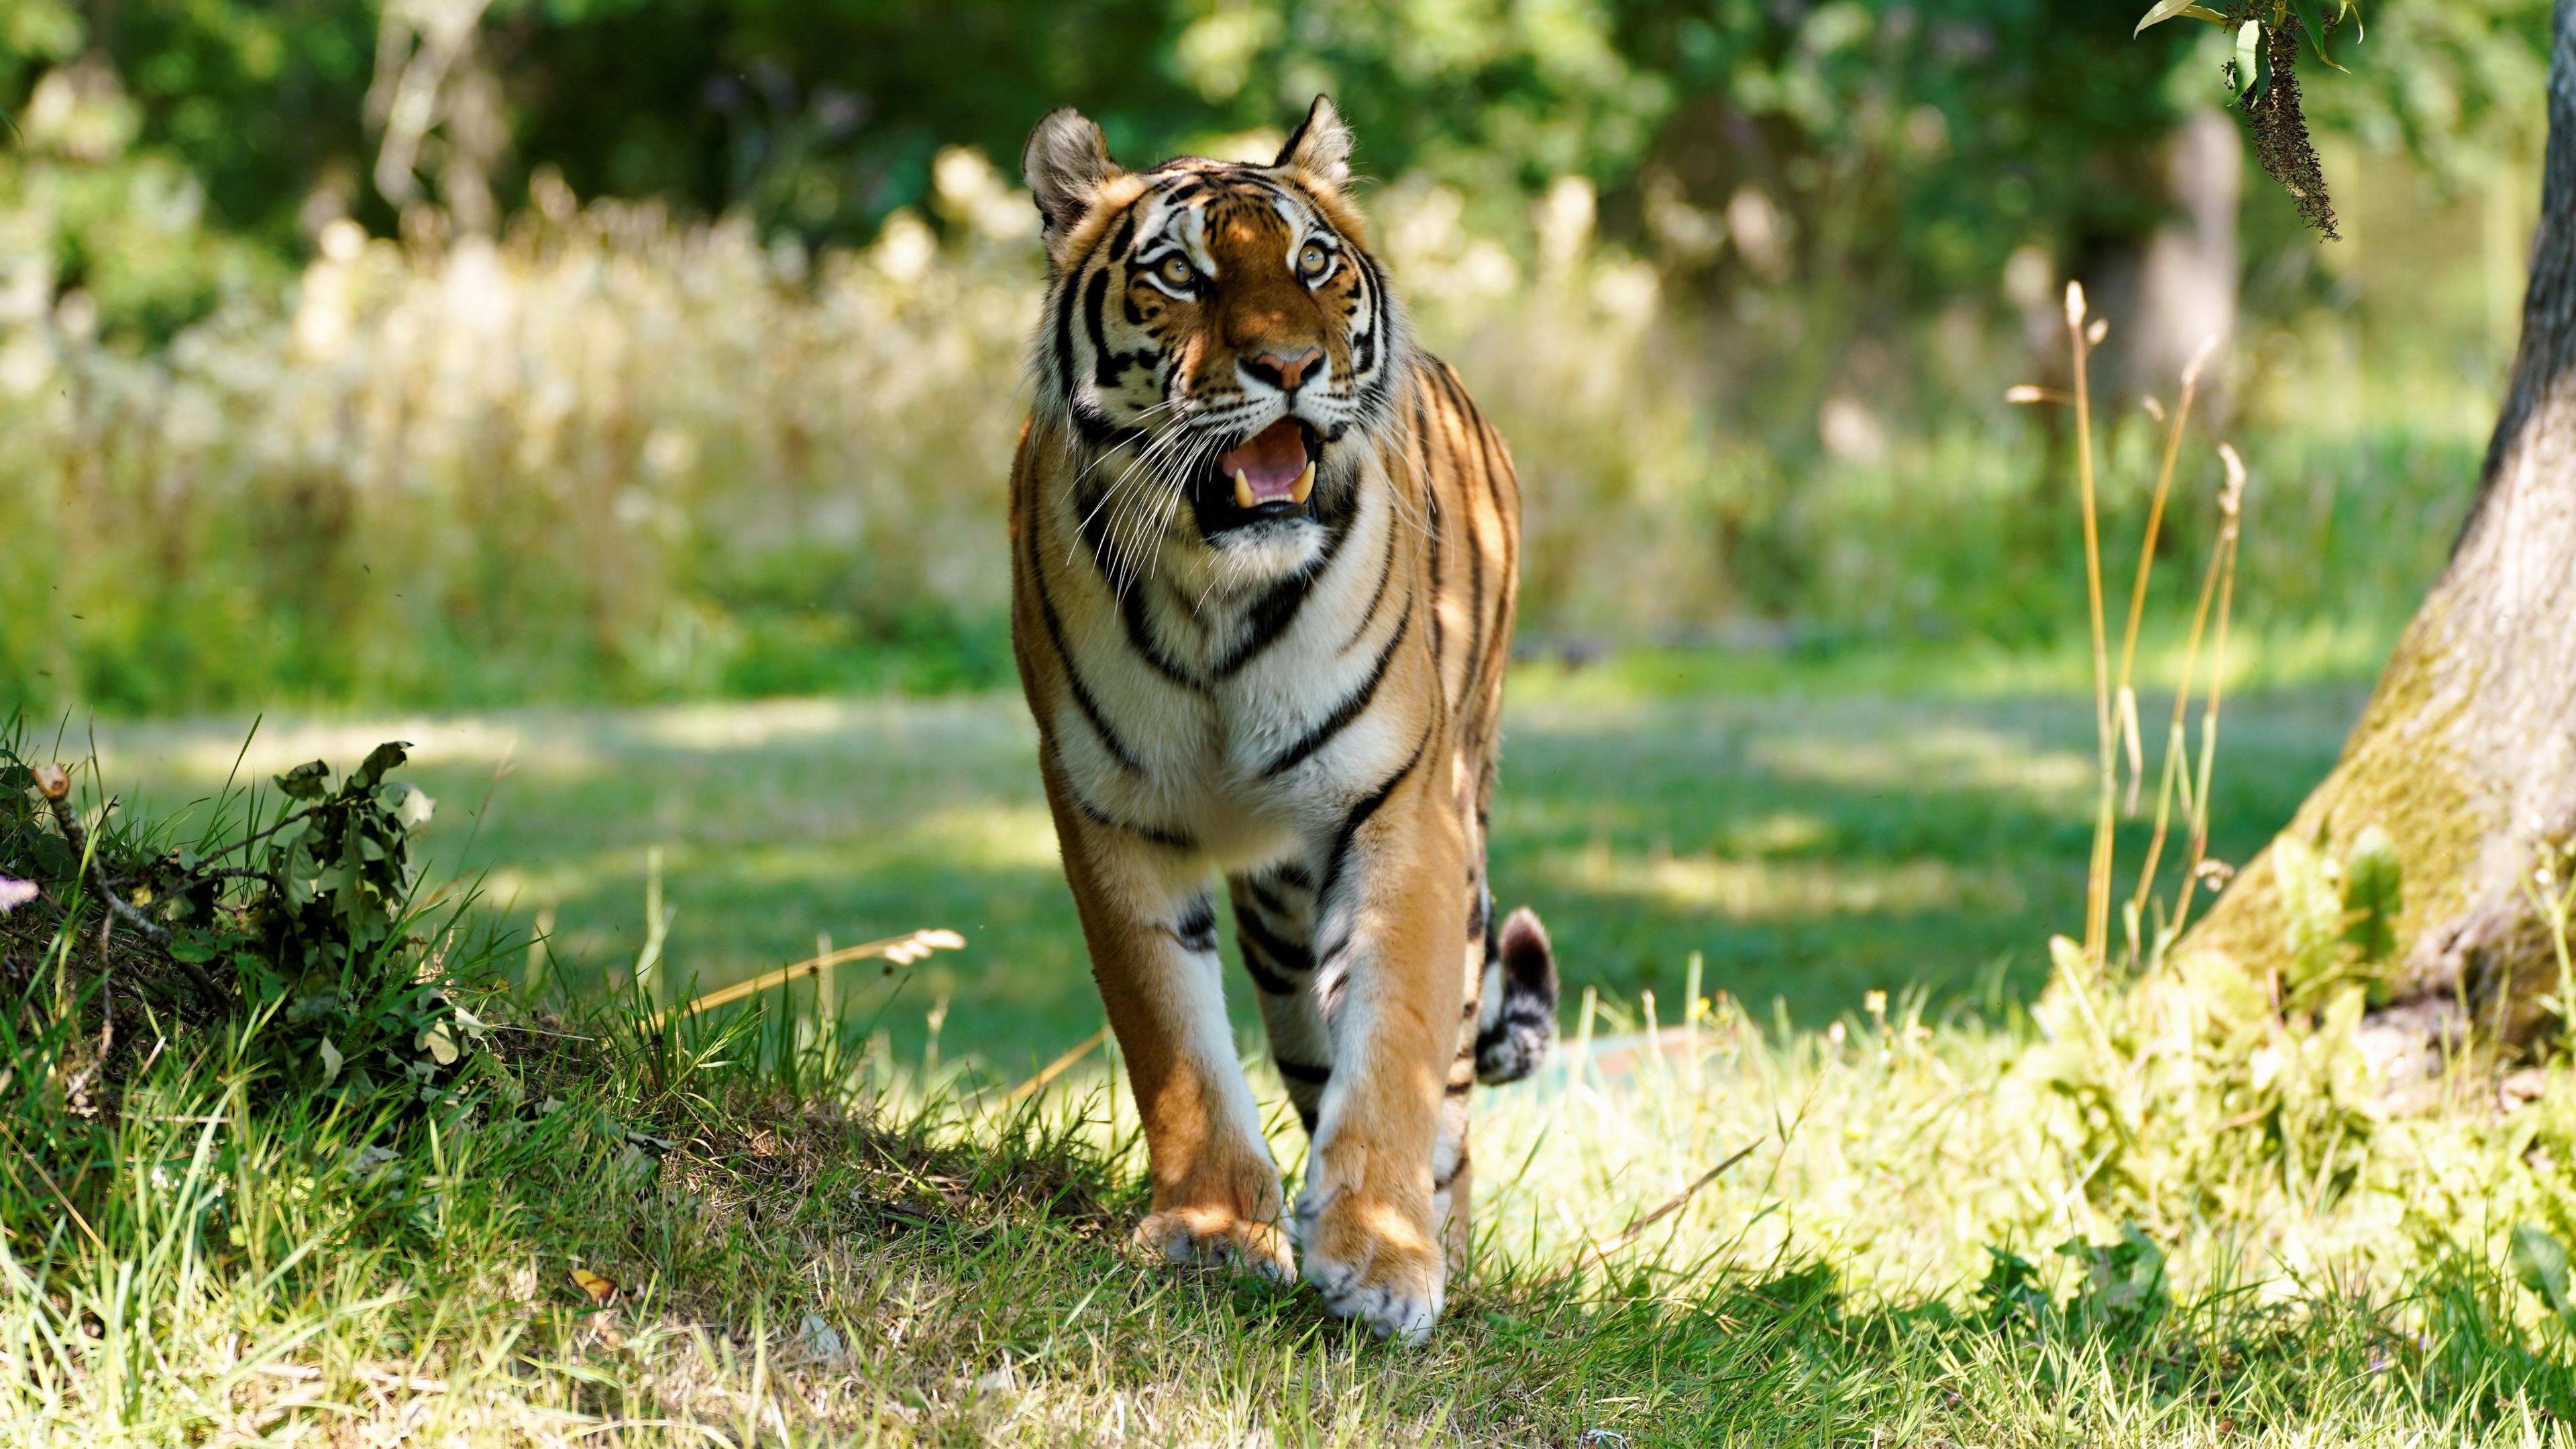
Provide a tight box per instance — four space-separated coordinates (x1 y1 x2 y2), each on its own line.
1193 418 1320 535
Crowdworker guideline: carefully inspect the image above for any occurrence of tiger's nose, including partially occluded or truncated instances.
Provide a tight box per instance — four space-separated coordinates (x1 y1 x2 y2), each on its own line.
1245 347 1324 394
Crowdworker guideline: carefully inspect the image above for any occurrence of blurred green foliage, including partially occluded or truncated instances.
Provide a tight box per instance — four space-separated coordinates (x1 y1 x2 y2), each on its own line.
3 0 2552 341
0 0 2557 714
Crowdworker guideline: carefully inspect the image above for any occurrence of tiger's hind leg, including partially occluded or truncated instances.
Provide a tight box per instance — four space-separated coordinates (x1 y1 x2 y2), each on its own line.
1432 878 1493 1269
1227 863 1332 1139
1438 843 1561 1269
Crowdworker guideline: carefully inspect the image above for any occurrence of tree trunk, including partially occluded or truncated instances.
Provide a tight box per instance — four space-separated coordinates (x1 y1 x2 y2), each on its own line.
2127 109 2241 396
2184 0 2576 1045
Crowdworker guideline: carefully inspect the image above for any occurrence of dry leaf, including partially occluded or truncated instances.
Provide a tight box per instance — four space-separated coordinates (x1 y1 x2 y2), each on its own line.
568 1267 618 1305
417 1021 459 1066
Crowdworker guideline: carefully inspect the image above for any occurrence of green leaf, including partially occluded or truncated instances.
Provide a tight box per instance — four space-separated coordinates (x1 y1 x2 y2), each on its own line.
2340 824 2404 965
2232 20 2265 101
275 760 331 800
353 741 412 790
1976 1246 2047 1325
2134 0 2229 34
2512 1224 2573 1318
30 833 74 879
2288 0 2346 70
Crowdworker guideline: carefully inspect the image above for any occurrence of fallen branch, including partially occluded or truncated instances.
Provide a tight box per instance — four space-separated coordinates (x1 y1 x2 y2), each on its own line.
1598 1140 1761 1256
643 928 965 1032
1003 1025 1110 1107
31 763 221 1000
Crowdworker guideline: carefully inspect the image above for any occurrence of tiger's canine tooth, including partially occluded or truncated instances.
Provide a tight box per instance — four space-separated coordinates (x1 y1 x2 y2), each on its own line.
1233 469 1257 510
1289 460 1315 505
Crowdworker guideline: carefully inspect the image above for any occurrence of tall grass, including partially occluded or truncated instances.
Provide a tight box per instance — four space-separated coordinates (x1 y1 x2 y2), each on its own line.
3 147 2505 714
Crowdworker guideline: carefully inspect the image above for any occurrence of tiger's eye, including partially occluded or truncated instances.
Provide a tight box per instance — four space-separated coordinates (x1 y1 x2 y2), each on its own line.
1157 254 1197 288
1299 241 1330 278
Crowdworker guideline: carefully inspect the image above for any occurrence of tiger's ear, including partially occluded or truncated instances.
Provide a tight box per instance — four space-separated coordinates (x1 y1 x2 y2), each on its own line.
1024 109 1122 248
1273 95 1353 186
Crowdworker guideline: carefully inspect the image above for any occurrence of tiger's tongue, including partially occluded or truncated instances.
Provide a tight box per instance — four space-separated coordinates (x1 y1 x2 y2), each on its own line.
1216 419 1313 507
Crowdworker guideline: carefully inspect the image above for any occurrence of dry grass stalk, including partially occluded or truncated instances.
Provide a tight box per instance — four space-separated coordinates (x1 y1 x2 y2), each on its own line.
2115 339 2217 814
2065 283 2118 967
645 928 965 1032
2170 443 2249 933
2129 439 2247 950
1002 1025 1110 1108
2026 303 2247 974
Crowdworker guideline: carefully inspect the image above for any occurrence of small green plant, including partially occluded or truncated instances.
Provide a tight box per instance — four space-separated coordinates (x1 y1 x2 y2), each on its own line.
2272 822 2406 1011
0 720 493 1113
1979 1223 2173 1339
2510 1222 2576 1326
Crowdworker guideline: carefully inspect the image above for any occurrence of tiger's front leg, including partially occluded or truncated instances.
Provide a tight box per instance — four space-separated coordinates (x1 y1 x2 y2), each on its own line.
1040 767 1295 1283
1295 743 1468 1343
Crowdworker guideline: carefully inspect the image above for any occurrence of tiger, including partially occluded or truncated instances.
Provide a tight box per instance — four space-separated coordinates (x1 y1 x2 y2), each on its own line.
1008 96 1559 1342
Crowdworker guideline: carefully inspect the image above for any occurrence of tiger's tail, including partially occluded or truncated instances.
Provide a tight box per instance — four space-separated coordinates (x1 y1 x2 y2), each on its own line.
1473 907 1559 1085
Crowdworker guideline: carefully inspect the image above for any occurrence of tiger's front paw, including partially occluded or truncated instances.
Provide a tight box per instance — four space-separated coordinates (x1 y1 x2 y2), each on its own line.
1134 1205 1296 1284
1295 1183 1446 1344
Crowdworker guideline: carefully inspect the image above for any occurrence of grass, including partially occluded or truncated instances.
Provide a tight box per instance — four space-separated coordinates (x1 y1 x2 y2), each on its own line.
72 649 2361 1073
17 656 2576 1443
13 926 2576 1444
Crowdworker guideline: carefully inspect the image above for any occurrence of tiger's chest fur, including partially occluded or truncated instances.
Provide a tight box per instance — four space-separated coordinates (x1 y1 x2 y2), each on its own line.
1014 404 1458 873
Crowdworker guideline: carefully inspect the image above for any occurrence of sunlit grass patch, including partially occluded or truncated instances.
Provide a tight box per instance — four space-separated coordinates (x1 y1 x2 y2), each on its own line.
1746 722 2096 803
1540 841 2027 923
1507 613 2418 711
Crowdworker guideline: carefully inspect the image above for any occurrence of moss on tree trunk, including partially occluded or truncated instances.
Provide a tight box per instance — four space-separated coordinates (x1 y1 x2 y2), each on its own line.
2184 0 2576 1044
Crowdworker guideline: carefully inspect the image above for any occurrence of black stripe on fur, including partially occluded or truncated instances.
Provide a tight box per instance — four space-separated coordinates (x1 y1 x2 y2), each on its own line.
1066 790 1195 851
1260 603 1409 777
1316 721 1430 906
1167 894 1218 954
1233 904 1312 979
1026 512 1147 773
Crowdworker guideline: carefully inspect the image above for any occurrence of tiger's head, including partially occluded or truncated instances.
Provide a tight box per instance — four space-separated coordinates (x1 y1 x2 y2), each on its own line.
1022 97 1408 567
